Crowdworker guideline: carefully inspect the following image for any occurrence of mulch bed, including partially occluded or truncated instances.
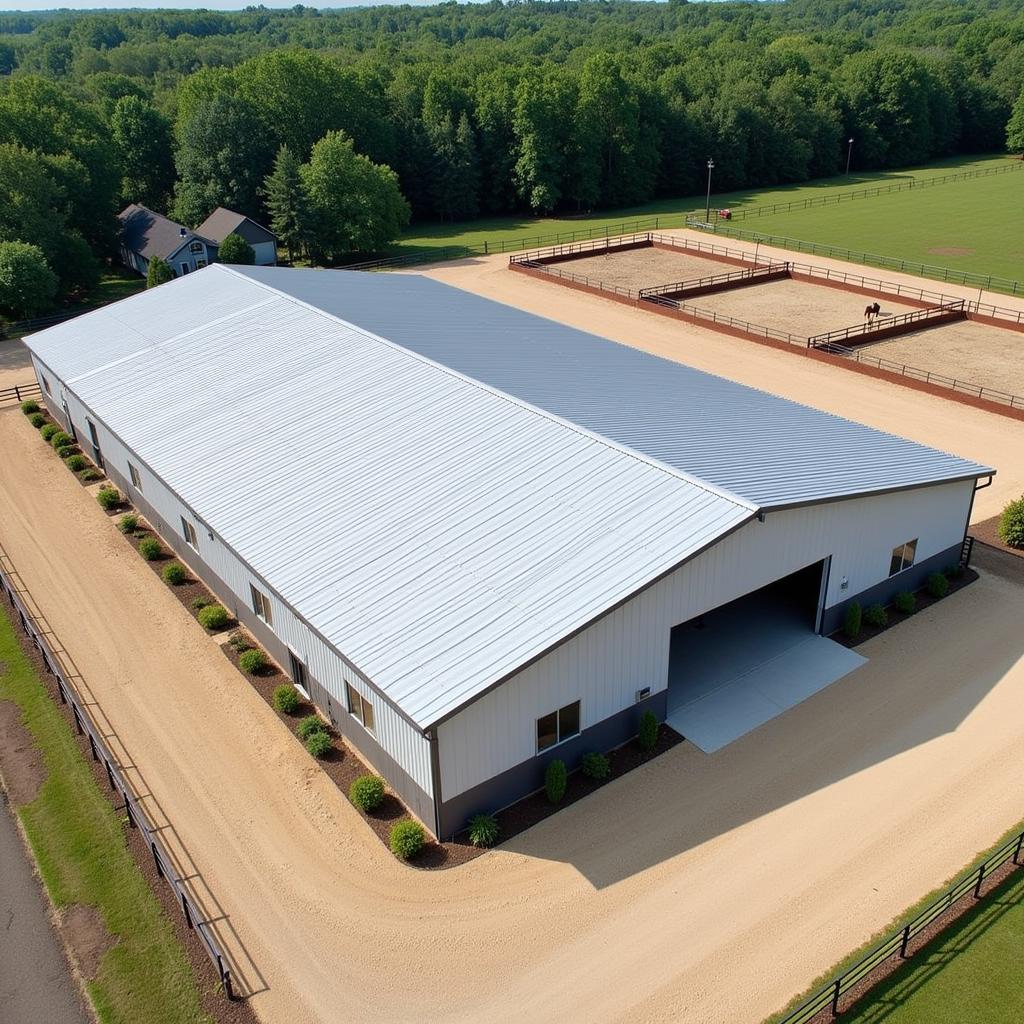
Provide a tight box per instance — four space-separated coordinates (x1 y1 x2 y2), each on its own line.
832 567 978 649
2 602 257 1024
971 514 1024 560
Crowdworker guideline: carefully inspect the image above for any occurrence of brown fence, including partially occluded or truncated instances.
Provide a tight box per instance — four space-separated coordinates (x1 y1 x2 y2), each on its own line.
0 546 237 1002
807 301 967 349
638 262 790 301
0 380 42 407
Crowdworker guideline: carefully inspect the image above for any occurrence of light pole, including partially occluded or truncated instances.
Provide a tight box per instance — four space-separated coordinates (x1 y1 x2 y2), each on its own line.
846 137 854 175
704 157 715 224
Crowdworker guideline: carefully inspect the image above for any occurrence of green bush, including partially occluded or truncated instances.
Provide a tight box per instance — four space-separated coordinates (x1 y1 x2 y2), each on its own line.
20 400 39 414
895 590 916 615
161 562 187 585
389 820 425 861
997 497 1024 549
117 513 138 534
49 430 72 450
349 774 385 812
581 751 610 780
96 486 120 510
137 537 162 560
926 572 949 599
305 730 332 758
56 445 76 459
544 758 567 803
40 423 59 441
638 710 658 752
297 715 327 741
29 412 46 428
65 454 87 472
467 813 499 848
272 684 300 714
197 604 229 630
843 600 862 639
863 603 888 628
190 594 211 611
238 648 268 674
227 630 250 652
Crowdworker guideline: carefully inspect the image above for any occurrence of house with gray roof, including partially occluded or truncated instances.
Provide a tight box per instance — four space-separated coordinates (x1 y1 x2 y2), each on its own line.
196 207 278 266
118 204 217 278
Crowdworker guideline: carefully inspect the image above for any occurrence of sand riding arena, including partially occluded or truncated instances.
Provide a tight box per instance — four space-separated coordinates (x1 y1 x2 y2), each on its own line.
509 233 1024 419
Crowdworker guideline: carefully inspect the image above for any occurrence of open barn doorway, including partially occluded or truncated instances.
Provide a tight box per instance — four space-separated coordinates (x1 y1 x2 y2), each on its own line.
666 559 866 753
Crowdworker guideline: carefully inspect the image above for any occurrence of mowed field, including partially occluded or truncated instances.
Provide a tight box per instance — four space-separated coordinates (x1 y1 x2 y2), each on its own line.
730 168 1024 283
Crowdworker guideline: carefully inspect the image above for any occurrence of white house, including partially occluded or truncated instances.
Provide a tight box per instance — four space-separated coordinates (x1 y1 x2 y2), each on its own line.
24 266 991 838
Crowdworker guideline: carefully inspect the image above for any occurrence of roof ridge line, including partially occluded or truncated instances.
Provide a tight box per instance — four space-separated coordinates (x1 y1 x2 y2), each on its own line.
218 265 759 515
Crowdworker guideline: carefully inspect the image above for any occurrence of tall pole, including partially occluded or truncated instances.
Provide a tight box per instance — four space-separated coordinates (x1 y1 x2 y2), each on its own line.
846 137 854 175
705 157 715 224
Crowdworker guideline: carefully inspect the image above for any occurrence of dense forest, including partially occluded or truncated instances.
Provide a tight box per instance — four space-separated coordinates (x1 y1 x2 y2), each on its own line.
1 0 1023 315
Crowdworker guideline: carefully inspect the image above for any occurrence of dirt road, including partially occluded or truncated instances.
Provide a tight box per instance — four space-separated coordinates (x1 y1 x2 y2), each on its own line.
420 245 1024 521
2 408 1024 1024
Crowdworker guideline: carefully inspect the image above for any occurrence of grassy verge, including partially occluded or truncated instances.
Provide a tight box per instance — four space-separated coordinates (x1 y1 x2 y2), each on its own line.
763 817 1024 1023
0 606 211 1024
392 153 1009 256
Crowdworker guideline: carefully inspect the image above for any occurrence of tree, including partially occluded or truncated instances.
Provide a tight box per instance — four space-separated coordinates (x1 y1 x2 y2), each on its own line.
217 232 255 265
146 256 174 288
427 112 480 221
110 95 175 209
262 146 310 261
0 242 58 319
513 70 574 213
173 93 273 225
300 131 410 259
1007 91 1024 154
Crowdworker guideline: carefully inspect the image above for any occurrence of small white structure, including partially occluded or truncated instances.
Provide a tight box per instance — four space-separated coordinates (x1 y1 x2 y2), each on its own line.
24 266 991 837
196 207 278 266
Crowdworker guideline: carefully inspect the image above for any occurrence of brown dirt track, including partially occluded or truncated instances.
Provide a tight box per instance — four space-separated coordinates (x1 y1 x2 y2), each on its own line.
560 246 738 292
3 368 1024 1024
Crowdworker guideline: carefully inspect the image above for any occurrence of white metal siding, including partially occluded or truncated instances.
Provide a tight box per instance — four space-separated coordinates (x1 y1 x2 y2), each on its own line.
438 479 973 799
55 385 433 796
251 240 277 266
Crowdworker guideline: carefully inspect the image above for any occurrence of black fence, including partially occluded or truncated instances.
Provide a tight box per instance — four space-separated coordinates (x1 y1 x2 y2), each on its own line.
0 549 236 1002
0 309 84 341
776 826 1024 1023
0 380 42 407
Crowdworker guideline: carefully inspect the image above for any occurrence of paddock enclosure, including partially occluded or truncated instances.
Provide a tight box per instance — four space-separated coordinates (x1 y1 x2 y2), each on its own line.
509 232 1024 417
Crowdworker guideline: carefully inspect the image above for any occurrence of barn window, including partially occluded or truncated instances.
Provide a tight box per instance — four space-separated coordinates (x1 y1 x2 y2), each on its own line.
536 700 581 752
189 241 204 254
250 584 273 627
128 462 142 492
42 375 52 395
346 682 374 733
181 517 198 549
889 539 918 576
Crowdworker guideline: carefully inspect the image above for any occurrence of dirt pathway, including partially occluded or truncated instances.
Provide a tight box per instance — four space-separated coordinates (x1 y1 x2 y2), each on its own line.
2 410 1024 1024
419 250 1024 521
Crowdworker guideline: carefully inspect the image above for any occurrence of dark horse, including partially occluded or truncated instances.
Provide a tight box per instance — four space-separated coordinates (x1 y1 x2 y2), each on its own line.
864 301 881 321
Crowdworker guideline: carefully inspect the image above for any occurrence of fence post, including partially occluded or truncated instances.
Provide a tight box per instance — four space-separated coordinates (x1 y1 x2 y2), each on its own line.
152 843 163 878
104 759 116 791
899 924 911 958
88 734 98 761
974 863 985 899
72 706 83 735
831 978 841 1016
1014 832 1023 865
181 891 194 929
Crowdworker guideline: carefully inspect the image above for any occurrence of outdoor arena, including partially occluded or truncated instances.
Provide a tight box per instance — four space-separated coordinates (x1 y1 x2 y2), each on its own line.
508 232 1024 418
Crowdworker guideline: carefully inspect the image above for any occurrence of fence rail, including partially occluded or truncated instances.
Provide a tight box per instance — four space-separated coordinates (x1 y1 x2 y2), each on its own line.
0 549 236 1002
638 262 789 299
777 824 1024 1023
0 380 42 407
807 300 966 348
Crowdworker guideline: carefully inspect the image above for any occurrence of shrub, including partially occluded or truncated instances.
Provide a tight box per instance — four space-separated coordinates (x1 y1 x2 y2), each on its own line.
79 468 102 482
227 630 250 652
40 423 59 441
297 715 327 741
96 486 120 510
544 758 567 803
389 820 425 861
581 751 610 780
197 603 229 630
29 412 46 428
272 684 299 714
945 563 965 580
190 594 211 611
161 562 187 585
238 648 268 674
895 590 916 615
997 496 1024 549
305 730 332 758
843 600 862 639
49 430 72 450
926 572 949 599
65 454 87 472
349 774 385 812
638 710 659 752
56 445 75 459
20 400 39 414
137 537 162 560
117 513 138 534
467 813 499 848
863 603 888 628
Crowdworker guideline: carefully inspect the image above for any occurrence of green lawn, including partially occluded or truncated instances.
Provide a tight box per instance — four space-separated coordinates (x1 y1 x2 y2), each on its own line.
0 607 211 1024
723 166 1024 284
392 153 1012 257
845 870 1024 1023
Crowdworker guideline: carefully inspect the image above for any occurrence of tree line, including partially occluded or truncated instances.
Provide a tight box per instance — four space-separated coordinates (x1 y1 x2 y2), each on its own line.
2 0 1023 317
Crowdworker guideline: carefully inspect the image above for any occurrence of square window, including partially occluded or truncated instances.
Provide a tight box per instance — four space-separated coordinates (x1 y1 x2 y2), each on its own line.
558 700 580 742
903 538 917 568
536 711 558 752
346 682 361 717
360 695 375 733
889 539 918 576
129 462 142 491
196 259 207 269
250 584 272 627
181 517 198 549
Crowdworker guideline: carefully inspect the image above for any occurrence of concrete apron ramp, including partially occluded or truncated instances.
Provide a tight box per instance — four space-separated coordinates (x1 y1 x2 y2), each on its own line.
667 606 867 754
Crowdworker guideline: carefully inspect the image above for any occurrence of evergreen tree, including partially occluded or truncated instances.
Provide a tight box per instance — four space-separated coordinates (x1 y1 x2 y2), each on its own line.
428 112 480 221
146 256 174 288
262 145 311 261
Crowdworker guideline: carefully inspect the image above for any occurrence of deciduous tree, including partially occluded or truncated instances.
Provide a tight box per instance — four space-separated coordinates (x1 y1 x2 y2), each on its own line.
0 242 58 319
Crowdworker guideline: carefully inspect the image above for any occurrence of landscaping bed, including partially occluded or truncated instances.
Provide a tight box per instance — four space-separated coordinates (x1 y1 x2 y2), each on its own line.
971 515 1024 560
